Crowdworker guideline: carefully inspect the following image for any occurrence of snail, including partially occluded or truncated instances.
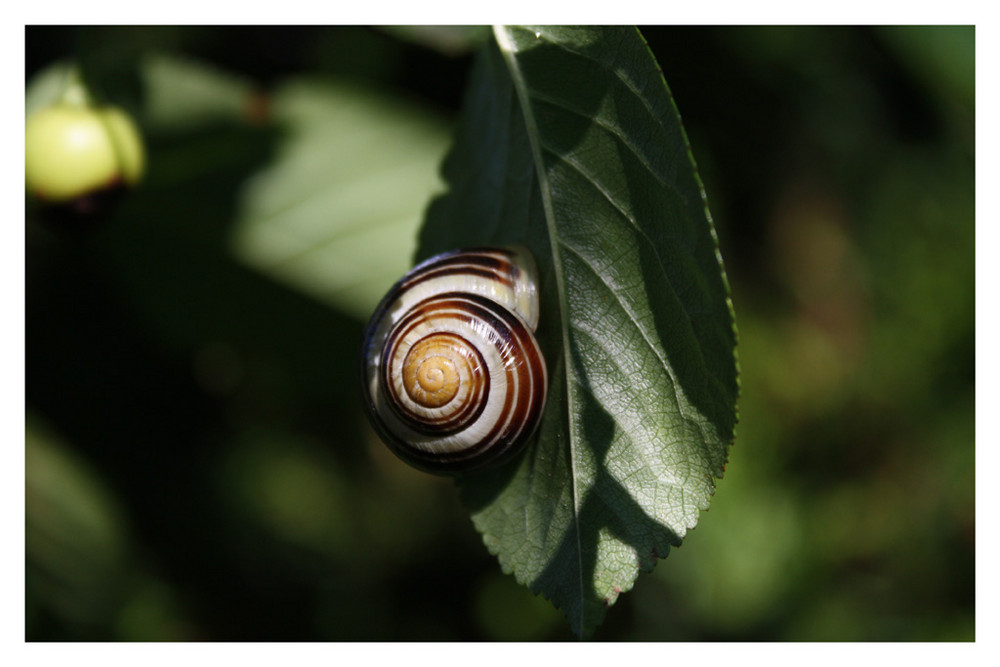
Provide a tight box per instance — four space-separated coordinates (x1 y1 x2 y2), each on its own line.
361 247 548 474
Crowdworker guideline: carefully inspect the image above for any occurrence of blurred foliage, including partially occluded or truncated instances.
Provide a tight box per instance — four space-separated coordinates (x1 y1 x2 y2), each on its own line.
25 25 973 641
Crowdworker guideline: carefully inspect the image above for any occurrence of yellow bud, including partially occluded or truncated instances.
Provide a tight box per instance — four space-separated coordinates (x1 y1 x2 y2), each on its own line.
25 104 145 202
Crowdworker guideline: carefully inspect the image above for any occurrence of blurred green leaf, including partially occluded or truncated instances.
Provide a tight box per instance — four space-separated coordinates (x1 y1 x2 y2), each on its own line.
142 53 257 131
379 25 491 56
25 61 75 116
474 571 565 640
221 430 356 557
230 78 452 319
114 575 193 641
418 26 738 637
877 26 974 115
26 417 130 635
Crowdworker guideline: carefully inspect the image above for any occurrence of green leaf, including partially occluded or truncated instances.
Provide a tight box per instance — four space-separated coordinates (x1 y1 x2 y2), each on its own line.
25 61 75 116
26 416 130 629
378 25 491 56
231 77 452 320
418 26 739 637
141 53 258 131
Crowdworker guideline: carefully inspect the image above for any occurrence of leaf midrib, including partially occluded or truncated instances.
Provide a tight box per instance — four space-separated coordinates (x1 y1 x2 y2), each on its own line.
493 25 588 637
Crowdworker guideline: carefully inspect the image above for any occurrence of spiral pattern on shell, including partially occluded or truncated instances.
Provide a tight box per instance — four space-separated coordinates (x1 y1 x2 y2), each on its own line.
361 247 548 474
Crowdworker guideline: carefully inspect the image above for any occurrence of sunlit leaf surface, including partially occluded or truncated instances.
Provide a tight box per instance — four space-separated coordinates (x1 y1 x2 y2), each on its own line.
419 26 738 636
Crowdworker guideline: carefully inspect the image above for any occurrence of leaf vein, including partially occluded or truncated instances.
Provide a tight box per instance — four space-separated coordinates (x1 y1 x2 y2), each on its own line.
527 89 684 202
494 25 588 638
515 27 665 135
565 322 691 496
556 238 688 427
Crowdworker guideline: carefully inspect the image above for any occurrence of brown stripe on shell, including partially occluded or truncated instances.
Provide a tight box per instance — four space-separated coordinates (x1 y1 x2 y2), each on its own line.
467 300 546 462
400 265 514 294
398 252 518 293
381 314 490 436
406 247 517 277
361 247 546 475
412 294 525 462
384 292 546 471
381 294 510 438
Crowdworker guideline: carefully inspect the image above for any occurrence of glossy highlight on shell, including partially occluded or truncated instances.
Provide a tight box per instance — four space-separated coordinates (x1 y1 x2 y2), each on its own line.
361 247 548 474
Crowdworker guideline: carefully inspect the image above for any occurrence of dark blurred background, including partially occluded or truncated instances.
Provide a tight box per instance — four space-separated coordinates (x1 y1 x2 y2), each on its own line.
25 26 974 641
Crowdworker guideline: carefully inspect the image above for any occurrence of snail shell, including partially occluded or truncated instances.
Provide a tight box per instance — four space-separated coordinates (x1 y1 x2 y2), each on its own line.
361 247 548 474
